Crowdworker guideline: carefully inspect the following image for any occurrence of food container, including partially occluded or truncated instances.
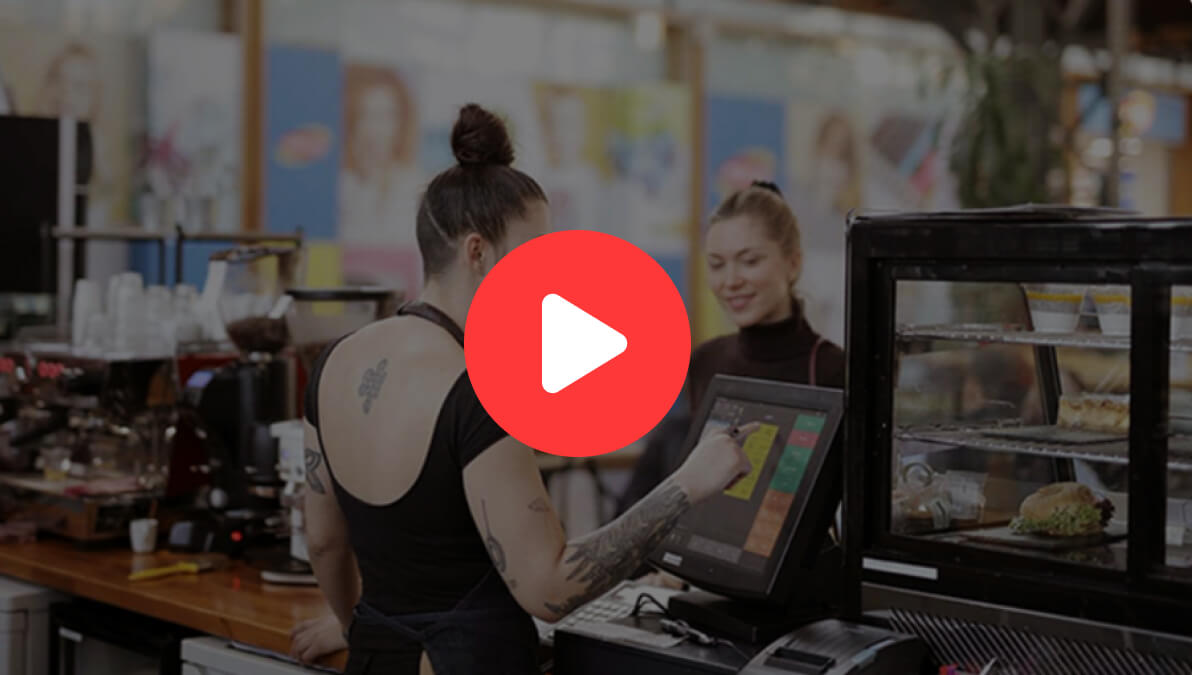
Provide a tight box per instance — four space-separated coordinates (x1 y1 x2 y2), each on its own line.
1091 285 1130 336
1023 284 1086 333
212 246 302 355
1173 286 1192 340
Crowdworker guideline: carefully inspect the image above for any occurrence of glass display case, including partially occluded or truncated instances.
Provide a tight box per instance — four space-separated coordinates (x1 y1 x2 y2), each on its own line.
843 208 1192 669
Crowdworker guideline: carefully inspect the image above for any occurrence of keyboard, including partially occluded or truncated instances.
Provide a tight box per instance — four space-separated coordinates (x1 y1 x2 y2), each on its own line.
535 581 683 645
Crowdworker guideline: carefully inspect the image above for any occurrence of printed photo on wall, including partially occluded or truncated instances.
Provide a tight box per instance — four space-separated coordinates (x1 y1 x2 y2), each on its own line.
148 30 241 233
534 83 609 235
606 84 692 253
339 63 425 246
0 27 142 227
786 104 866 348
264 45 342 239
785 103 864 252
861 108 957 212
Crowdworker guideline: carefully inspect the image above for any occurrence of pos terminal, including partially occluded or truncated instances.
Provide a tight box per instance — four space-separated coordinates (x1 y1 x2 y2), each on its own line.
553 376 924 674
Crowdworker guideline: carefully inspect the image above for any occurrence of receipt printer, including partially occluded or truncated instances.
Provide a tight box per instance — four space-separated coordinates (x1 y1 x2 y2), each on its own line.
741 619 926 675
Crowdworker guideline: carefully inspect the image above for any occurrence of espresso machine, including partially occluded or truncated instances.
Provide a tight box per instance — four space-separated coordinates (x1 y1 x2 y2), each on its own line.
0 343 178 542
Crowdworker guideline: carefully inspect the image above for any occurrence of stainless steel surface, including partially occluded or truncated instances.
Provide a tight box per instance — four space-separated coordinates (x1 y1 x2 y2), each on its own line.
898 324 1192 352
896 426 1192 471
864 584 1192 673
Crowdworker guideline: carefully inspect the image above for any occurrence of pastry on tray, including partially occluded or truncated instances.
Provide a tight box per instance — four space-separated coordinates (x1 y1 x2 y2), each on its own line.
1010 482 1114 537
1057 394 1129 434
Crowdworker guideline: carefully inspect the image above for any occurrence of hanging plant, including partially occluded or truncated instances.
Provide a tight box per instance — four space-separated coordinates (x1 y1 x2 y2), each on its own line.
950 48 1066 208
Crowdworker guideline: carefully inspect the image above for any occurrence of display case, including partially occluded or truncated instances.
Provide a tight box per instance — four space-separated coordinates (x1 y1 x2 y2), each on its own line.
843 207 1192 671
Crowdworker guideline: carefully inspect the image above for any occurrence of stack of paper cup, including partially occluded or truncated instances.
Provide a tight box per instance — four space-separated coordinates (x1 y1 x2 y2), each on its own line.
172 285 202 344
111 273 145 353
71 279 102 348
146 285 178 355
83 313 111 352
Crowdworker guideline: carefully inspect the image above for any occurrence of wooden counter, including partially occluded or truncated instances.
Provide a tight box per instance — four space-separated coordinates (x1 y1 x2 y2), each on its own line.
0 539 346 670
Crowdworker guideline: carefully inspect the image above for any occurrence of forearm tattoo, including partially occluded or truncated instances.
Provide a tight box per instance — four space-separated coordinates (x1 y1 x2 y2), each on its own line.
305 448 326 495
357 359 388 414
544 479 690 617
529 497 551 526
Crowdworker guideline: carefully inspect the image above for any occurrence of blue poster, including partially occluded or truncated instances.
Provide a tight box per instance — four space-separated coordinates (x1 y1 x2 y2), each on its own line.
128 240 229 288
704 95 787 215
264 45 342 239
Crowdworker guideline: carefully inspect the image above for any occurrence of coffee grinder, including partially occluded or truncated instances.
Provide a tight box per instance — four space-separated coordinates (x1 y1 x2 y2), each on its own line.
256 286 398 583
180 246 301 554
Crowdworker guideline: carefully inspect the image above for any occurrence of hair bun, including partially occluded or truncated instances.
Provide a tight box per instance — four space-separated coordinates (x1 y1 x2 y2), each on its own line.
452 103 515 167
750 180 783 197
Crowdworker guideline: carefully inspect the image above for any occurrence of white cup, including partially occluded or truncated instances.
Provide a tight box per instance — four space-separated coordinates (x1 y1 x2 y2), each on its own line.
129 518 158 554
1023 284 1086 333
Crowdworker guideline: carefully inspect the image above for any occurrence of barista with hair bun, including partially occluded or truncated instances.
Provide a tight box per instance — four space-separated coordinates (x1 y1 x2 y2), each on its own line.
294 104 754 674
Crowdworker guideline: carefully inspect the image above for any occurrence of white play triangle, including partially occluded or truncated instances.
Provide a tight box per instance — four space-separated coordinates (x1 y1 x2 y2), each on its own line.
541 293 628 394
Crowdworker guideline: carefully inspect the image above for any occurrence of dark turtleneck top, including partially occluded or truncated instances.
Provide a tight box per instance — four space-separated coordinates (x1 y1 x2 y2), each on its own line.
616 306 844 515
687 308 845 414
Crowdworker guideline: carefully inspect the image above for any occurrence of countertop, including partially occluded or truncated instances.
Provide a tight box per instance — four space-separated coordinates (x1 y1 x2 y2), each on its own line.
0 539 346 670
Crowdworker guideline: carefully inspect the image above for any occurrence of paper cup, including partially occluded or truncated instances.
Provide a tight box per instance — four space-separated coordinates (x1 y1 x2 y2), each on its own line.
1092 285 1131 336
1024 284 1086 333
129 518 158 554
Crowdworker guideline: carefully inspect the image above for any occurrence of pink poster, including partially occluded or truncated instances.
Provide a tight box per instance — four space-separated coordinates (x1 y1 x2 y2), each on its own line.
342 246 422 303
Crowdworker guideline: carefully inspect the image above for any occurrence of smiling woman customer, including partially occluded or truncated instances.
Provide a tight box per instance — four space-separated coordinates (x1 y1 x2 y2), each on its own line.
689 180 845 408
618 181 844 515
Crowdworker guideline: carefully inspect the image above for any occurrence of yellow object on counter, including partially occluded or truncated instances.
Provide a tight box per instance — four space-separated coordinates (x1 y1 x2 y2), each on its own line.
128 560 213 582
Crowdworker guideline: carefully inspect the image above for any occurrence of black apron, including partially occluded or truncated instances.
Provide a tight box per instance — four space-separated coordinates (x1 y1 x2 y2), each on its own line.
345 301 539 675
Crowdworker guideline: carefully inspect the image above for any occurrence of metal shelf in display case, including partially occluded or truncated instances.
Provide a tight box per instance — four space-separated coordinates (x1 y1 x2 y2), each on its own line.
897 324 1192 352
895 425 1192 472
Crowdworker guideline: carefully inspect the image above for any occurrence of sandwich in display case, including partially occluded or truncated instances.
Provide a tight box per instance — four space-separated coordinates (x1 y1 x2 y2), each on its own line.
844 207 1192 674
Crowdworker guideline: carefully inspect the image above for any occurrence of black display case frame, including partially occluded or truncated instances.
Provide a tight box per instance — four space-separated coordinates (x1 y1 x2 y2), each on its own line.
842 207 1192 638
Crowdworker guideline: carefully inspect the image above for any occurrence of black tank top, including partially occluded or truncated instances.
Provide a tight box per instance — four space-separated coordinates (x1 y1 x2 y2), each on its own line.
303 302 509 614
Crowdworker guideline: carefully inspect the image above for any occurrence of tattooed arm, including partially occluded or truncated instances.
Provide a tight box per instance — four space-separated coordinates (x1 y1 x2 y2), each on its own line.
463 425 753 622
303 419 360 631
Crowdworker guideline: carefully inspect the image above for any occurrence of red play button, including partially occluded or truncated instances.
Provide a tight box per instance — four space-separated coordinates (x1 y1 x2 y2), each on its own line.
466 230 690 458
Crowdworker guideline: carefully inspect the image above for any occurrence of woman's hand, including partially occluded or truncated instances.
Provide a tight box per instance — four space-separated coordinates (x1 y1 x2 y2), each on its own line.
673 422 758 502
289 613 347 664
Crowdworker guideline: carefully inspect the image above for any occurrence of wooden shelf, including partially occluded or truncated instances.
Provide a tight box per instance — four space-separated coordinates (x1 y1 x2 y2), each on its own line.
50 227 169 242
176 230 302 243
48 227 302 243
